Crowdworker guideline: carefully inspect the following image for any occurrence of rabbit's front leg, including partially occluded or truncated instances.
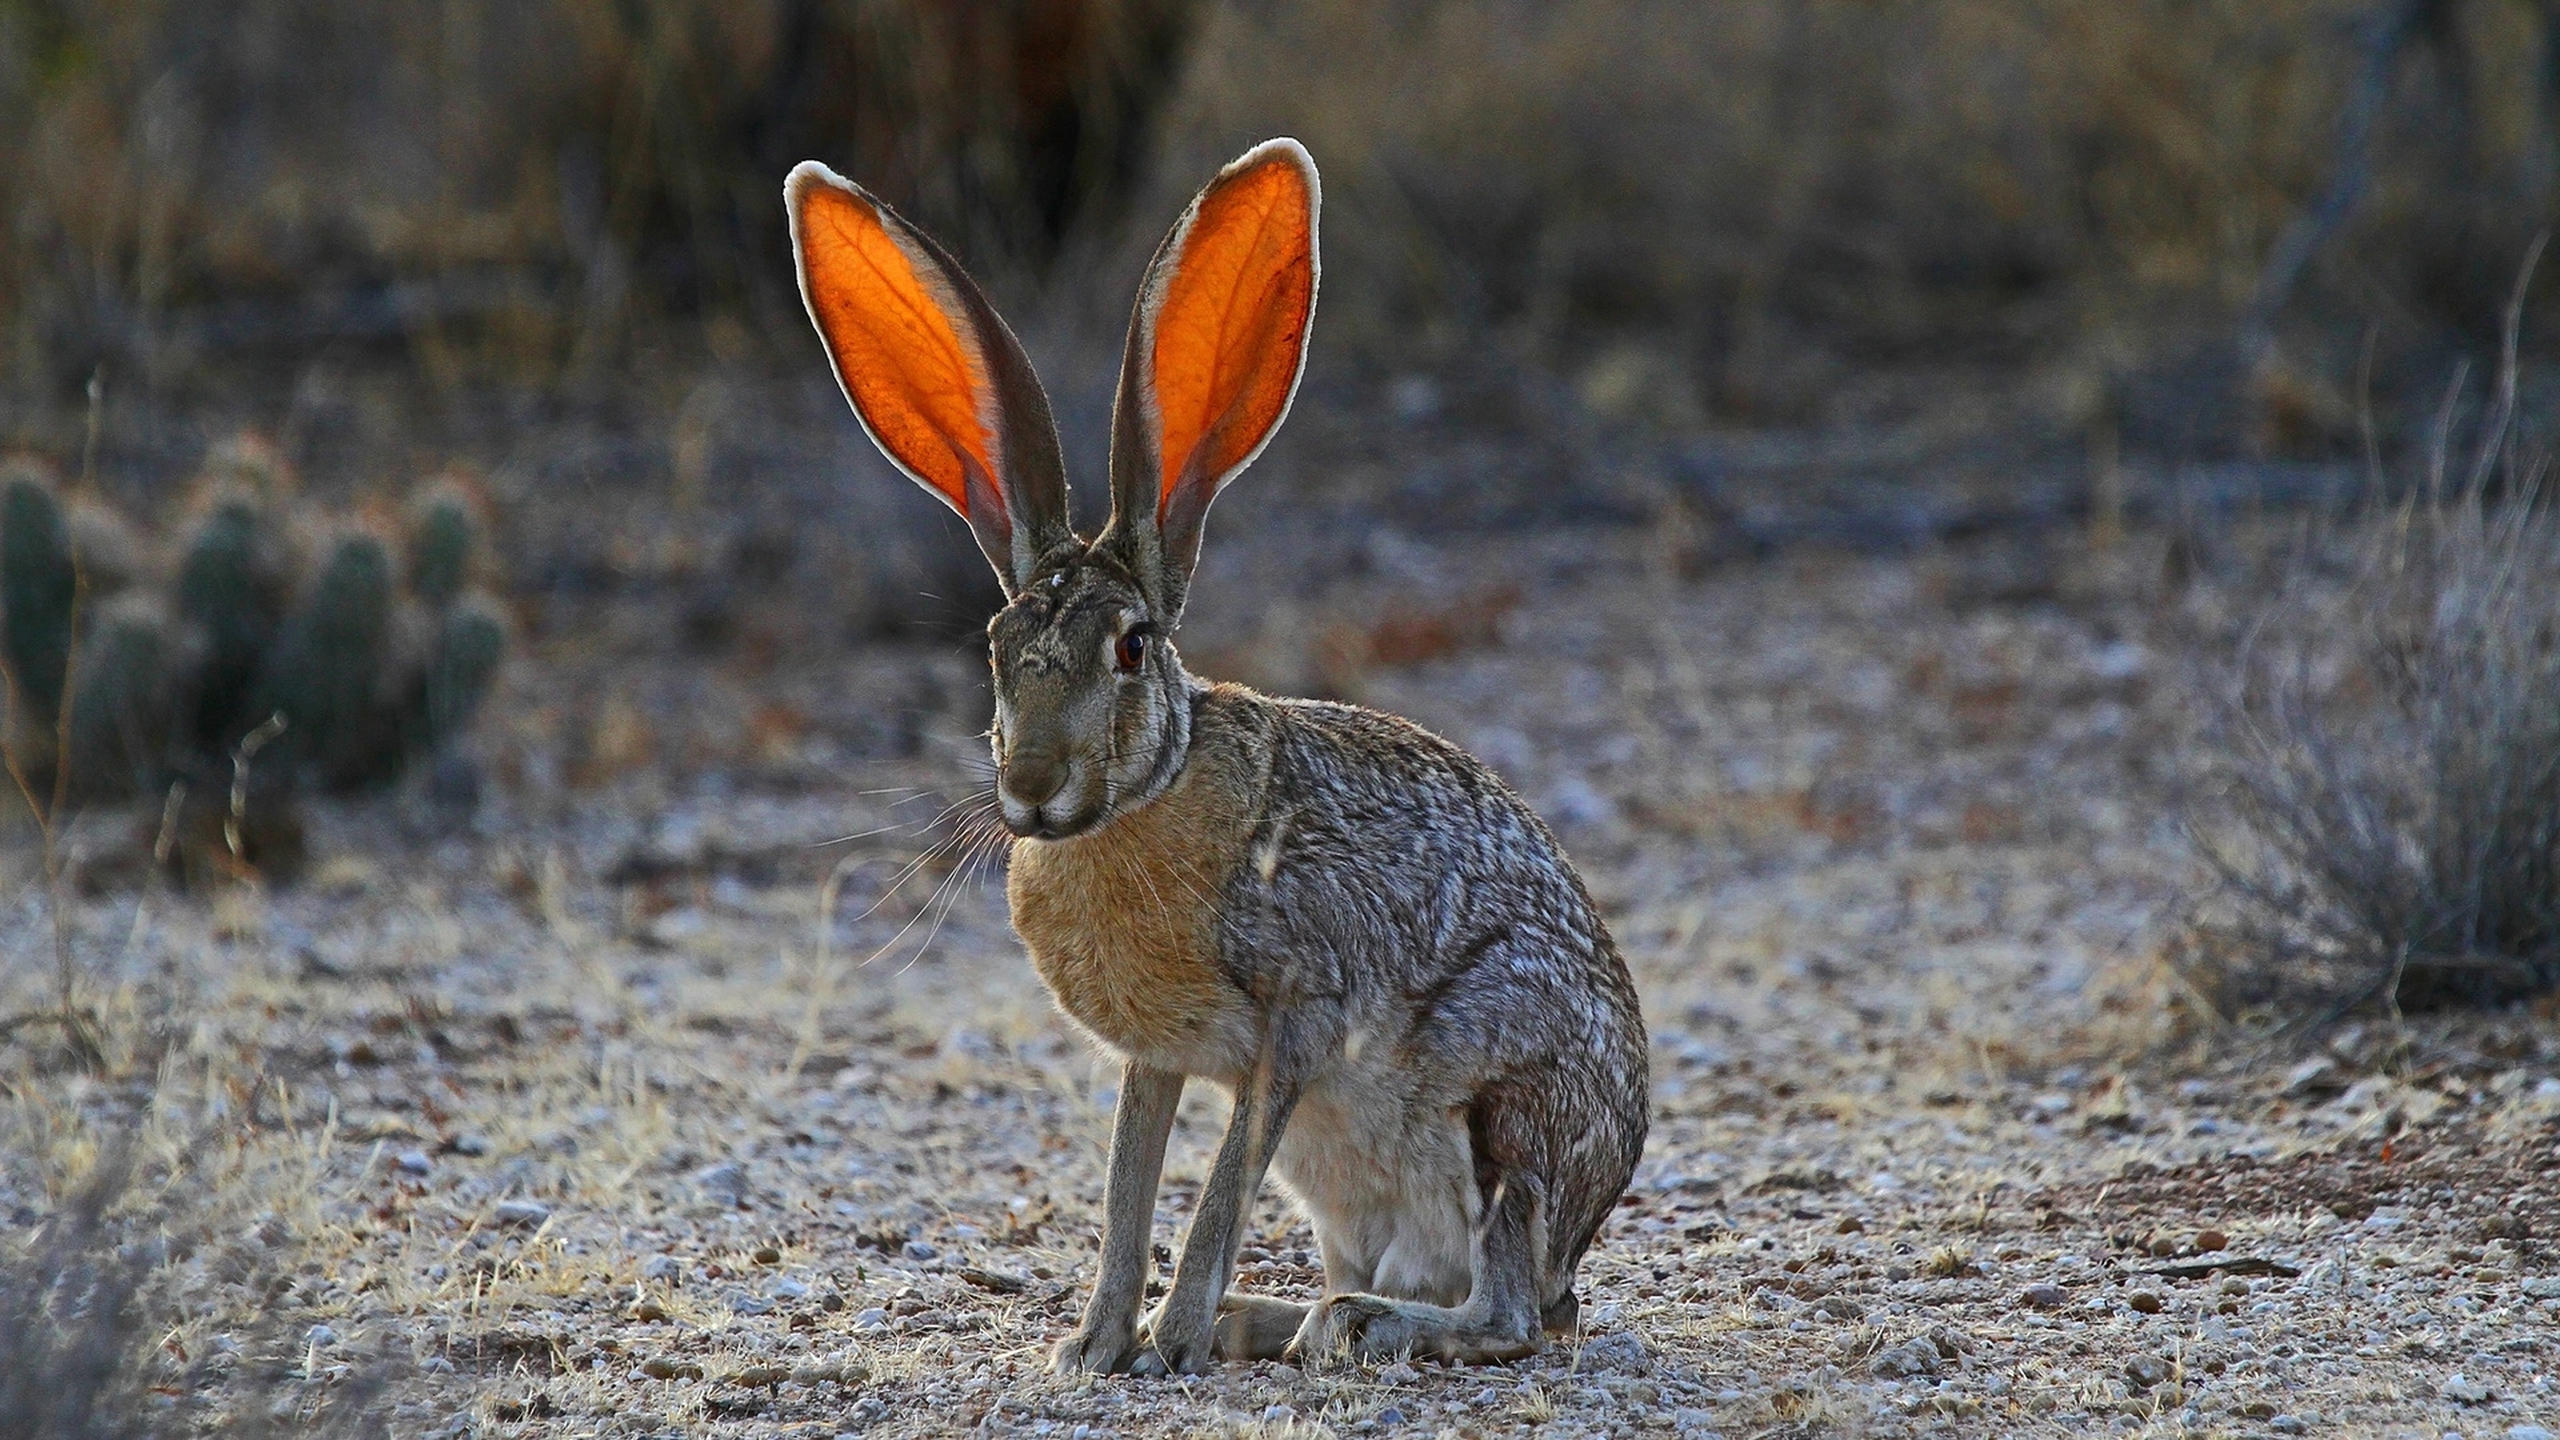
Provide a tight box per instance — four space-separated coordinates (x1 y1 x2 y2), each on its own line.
1051 1062 1183 1374
1132 1063 1303 1375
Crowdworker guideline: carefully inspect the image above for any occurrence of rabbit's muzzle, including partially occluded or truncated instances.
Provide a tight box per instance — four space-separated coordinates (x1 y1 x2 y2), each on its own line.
998 746 1102 839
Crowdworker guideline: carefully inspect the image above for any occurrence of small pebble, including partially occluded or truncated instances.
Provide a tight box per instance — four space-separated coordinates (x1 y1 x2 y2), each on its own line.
2509 1426 2557 1440
1869 1337 1940 1380
2443 1373 2493 1405
304 1324 339 1348
639 1254 682 1283
446 1133 490 1157
694 1161 749 1206
1576 1331 1652 1376
2194 1229 2228 1252
793 1359 866 1386
393 1149 433 1176
2267 1416 2308 1435
902 1240 939 1261
768 1277 809 1301
2125 1290 2163 1314
492 1199 550 1229
2021 1283 2068 1308
853 1308 890 1331
1375 1407 1407 1427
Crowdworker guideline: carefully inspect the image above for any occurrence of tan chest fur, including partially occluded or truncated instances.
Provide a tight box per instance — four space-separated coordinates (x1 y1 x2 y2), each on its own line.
1006 713 1265 1070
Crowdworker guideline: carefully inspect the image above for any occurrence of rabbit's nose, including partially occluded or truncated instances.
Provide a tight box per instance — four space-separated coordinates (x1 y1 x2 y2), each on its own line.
1002 756 1069 812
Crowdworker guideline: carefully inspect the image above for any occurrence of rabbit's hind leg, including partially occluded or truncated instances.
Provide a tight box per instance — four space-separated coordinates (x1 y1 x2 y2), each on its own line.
1213 1293 1309 1360
1291 1168 1549 1365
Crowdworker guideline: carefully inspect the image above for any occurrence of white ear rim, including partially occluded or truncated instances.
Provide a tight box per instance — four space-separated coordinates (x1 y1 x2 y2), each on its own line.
1134 137 1322 518
784 159 1011 548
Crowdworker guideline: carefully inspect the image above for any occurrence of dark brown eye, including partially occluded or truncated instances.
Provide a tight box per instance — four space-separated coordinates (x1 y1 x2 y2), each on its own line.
1114 627 1149 672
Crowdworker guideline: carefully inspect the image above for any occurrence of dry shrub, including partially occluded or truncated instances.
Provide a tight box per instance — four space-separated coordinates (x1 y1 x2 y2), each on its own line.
0 1147 396 1440
0 1159 158 1440
2186 323 2560 1022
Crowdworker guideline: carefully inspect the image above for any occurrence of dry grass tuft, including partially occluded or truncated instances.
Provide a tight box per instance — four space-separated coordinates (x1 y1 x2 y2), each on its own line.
0 1140 397 1440
0 1151 161 1440
2186 288 2560 1022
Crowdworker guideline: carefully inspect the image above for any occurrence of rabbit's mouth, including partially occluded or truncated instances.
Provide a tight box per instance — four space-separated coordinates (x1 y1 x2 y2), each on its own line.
999 769 1109 840
1007 801 1107 841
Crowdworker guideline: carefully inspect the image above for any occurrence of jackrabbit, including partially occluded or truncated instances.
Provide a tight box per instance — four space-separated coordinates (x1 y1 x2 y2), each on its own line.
785 139 1648 1373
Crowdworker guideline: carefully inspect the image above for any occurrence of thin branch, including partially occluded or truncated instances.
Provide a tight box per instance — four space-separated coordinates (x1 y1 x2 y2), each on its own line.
2246 0 2446 357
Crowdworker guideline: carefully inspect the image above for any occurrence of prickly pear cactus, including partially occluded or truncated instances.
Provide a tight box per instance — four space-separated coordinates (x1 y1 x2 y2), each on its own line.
0 442 510 820
174 486 294 755
406 477 484 608
263 525 399 786
420 595 507 751
1 460 77 724
63 595 177 798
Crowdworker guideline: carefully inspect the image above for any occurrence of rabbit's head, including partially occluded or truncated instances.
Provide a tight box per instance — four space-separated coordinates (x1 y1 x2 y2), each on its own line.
788 141 1318 839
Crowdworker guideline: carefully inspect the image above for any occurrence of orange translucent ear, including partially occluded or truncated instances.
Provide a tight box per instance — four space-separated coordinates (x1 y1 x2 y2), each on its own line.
788 161 1025 573
1139 139 1319 522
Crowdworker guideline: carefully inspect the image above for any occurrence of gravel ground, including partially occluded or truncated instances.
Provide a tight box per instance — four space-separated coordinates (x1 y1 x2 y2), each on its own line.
5 522 2558 1439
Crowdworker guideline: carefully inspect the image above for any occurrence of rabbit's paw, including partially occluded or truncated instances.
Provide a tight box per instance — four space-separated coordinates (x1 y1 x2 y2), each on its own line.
1215 1292 1309 1361
1049 1322 1148 1375
1294 1293 1411 1364
1127 1303 1218 1375
1295 1295 1542 1367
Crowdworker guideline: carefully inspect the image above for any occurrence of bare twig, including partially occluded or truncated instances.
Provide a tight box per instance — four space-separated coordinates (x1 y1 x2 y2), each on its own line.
47 370 104 1027
2245 0 2448 357
227 712 289 868
0 373 106 1067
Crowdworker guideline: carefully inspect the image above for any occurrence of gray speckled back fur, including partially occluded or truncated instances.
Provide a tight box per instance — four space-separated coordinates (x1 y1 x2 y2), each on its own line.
1226 693 1649 1294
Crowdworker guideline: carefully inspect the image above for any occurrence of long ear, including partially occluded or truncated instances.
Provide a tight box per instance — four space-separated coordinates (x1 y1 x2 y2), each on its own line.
787 161 1074 594
1104 138 1318 615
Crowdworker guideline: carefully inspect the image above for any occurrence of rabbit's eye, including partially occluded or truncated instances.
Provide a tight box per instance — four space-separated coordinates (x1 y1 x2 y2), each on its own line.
1114 627 1149 673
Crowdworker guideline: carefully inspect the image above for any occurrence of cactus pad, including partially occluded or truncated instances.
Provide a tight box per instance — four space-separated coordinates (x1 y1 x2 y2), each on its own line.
263 529 397 787
406 480 483 607
1 463 77 724
64 596 176 798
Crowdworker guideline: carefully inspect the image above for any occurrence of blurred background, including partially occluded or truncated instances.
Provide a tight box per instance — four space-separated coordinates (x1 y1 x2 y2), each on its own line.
4 0 2558 648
